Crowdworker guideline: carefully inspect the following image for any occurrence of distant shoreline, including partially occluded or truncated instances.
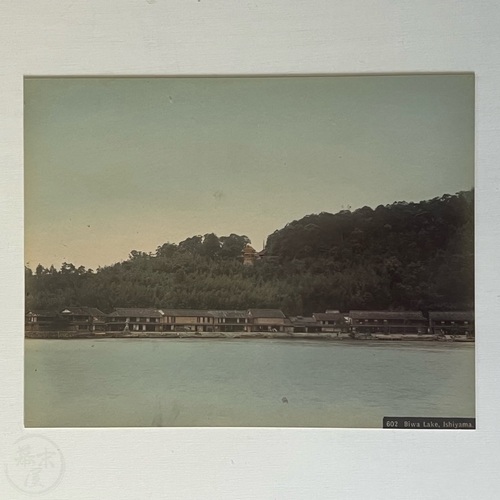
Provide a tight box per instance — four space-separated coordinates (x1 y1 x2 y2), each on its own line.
25 331 474 342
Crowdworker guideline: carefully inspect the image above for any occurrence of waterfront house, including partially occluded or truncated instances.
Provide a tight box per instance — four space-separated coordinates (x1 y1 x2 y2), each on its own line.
349 310 427 335
208 310 249 332
290 316 322 333
247 309 286 332
107 308 164 333
312 311 347 333
59 306 106 333
25 310 58 332
161 309 215 332
428 311 474 337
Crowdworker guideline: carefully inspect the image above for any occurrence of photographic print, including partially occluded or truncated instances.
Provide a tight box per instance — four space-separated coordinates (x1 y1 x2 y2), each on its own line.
24 75 474 428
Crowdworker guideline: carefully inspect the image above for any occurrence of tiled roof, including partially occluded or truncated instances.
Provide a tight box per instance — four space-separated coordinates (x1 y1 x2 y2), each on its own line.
291 316 317 323
349 310 426 320
429 311 474 322
248 309 286 319
242 244 257 253
26 310 58 317
160 309 215 317
313 312 345 321
60 307 105 317
208 310 247 318
108 308 164 317
290 316 320 326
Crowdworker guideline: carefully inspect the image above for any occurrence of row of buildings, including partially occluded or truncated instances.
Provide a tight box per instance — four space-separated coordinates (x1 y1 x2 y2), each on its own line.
25 307 475 337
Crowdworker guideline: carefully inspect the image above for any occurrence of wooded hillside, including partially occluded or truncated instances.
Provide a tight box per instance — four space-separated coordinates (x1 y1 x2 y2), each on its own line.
25 190 474 315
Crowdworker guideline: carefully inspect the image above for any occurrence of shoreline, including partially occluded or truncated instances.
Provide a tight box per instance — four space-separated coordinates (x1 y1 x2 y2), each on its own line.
25 331 474 342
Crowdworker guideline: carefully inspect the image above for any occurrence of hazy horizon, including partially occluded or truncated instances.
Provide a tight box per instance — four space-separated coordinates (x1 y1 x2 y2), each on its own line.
25 75 474 270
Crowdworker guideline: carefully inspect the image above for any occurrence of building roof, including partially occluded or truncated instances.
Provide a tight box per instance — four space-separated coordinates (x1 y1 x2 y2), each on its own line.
26 310 58 317
248 309 286 319
290 316 320 327
160 309 215 317
108 308 164 318
429 311 474 322
60 306 105 317
242 244 257 254
349 310 426 320
313 312 345 321
208 310 247 318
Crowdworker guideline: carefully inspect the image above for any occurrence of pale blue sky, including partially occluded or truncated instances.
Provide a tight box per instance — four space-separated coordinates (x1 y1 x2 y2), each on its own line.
25 75 474 269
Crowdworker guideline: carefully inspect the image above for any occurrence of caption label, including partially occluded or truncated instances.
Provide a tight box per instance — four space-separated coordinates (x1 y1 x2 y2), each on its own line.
383 417 475 429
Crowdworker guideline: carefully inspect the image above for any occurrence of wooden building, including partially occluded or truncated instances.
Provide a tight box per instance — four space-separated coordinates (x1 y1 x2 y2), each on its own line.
25 310 58 332
312 312 347 333
208 310 249 332
290 316 322 333
161 309 215 332
247 309 286 332
428 311 474 337
256 248 279 264
59 306 106 333
349 310 427 335
242 244 258 266
107 308 163 333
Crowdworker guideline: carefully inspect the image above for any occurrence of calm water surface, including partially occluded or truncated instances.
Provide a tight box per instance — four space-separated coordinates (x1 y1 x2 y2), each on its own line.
25 339 475 428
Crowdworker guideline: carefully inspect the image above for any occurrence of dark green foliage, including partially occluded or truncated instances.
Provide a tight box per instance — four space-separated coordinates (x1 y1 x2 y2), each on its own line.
25 191 473 315
266 189 474 313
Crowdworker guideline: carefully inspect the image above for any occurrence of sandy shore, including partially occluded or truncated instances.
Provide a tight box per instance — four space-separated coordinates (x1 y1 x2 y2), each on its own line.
26 331 474 342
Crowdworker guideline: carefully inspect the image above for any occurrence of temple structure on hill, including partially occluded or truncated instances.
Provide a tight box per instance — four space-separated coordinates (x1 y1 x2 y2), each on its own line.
242 244 258 265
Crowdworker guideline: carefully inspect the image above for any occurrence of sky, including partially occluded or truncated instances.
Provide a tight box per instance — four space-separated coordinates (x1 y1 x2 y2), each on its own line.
24 75 474 270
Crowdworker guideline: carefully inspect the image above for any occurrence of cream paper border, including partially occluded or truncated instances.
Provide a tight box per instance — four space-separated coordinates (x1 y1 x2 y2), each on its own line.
1 1 499 498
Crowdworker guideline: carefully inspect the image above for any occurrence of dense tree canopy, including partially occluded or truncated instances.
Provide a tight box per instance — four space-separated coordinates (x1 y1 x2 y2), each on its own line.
25 190 474 315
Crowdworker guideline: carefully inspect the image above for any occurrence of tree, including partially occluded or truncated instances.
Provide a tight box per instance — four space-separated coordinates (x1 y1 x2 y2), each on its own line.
60 262 76 274
156 242 177 258
129 250 149 260
201 233 221 258
178 235 203 255
25 190 473 315
219 234 251 259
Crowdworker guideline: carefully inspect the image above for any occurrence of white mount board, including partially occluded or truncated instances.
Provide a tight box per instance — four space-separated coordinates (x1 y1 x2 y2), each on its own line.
1 1 500 498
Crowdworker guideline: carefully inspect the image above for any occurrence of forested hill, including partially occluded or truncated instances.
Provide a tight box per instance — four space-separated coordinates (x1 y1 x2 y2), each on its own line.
25 190 474 315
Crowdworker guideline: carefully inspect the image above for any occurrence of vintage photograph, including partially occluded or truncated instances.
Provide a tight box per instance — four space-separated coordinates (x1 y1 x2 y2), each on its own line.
24 75 474 428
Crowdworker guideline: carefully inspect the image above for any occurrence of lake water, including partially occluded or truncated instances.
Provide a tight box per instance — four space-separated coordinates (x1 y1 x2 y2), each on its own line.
25 338 475 428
